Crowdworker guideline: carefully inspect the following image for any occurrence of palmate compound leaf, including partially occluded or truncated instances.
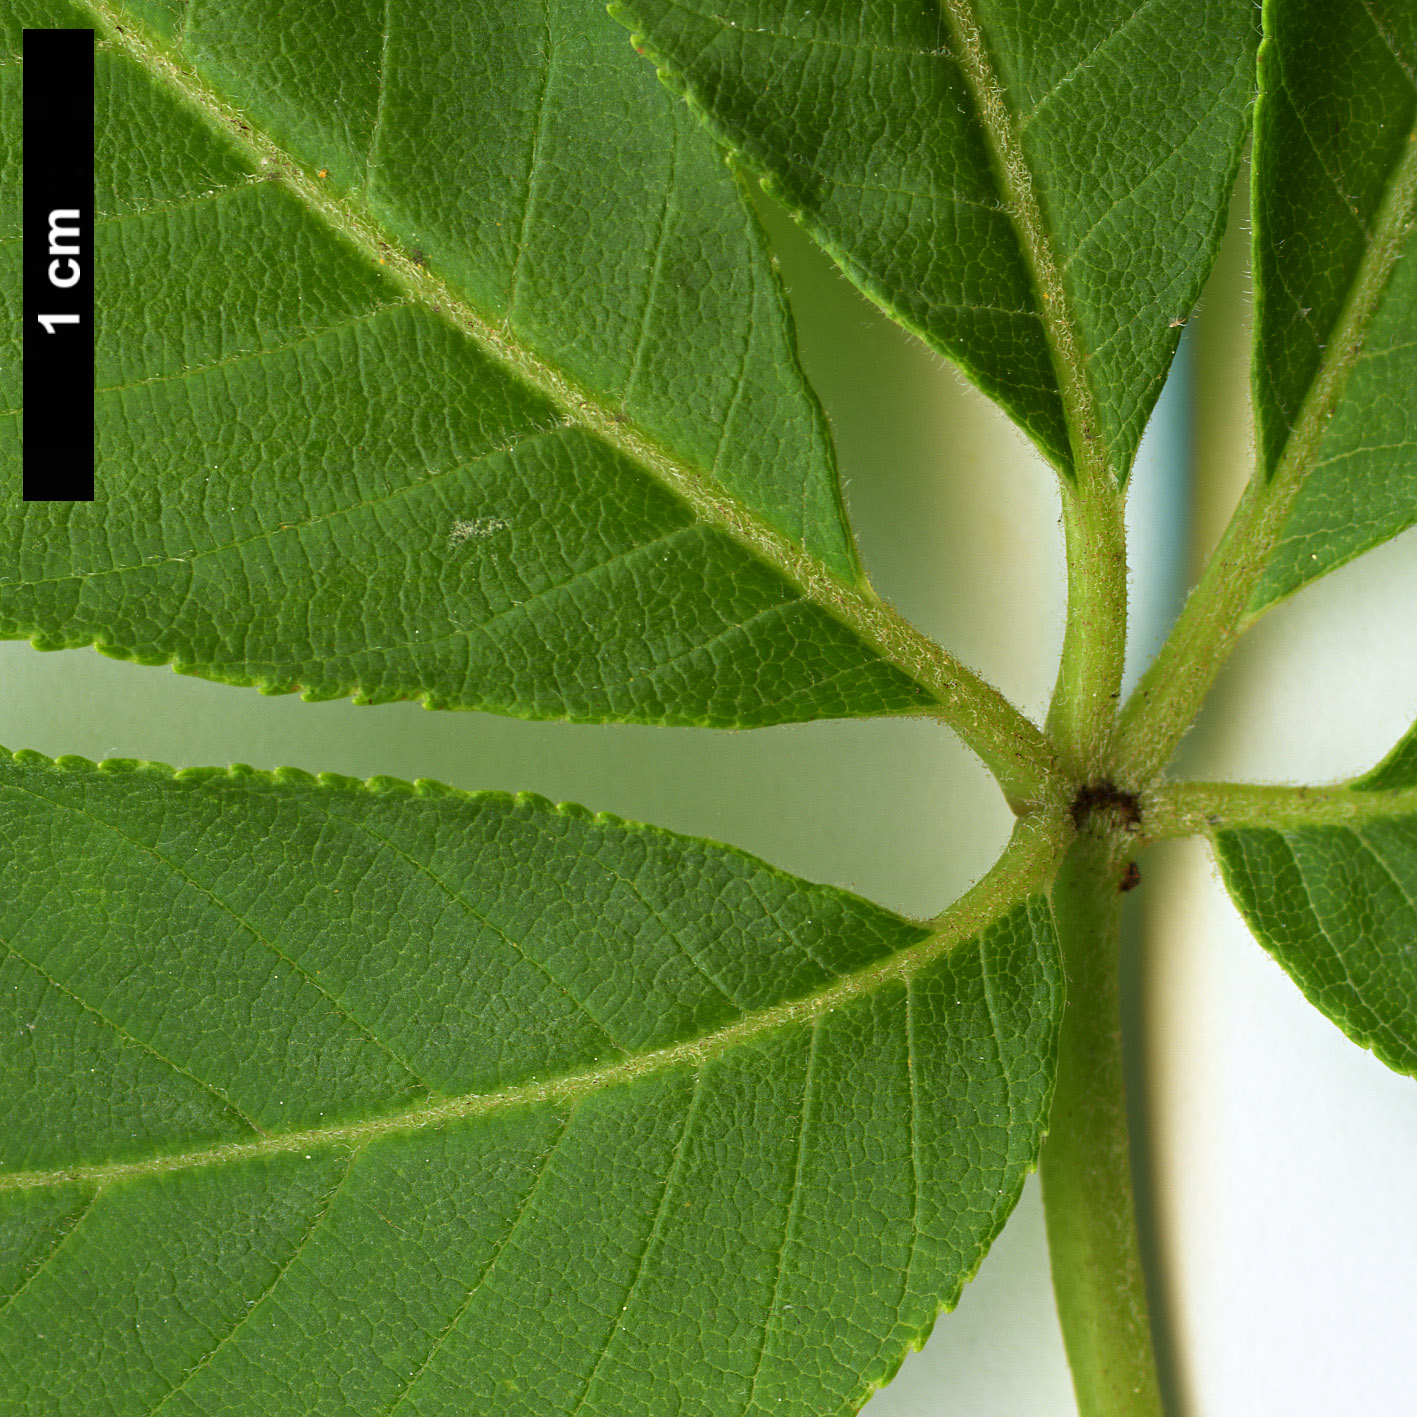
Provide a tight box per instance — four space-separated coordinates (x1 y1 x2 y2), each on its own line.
0 0 940 727
611 0 1257 479
1249 0 1417 611
0 748 1064 1417
1212 725 1417 1076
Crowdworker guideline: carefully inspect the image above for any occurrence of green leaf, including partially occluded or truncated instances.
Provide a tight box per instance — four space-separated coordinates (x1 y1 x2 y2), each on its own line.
611 0 1256 478
0 0 943 727
1249 0 1417 611
1354 719 1417 792
1213 766 1417 1076
0 748 1062 1416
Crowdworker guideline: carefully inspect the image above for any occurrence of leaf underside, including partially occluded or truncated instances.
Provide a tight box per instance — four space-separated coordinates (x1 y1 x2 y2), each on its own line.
0 0 939 727
0 749 1061 1417
1250 0 1417 611
1214 803 1417 1078
611 0 1257 479
1208 2 1417 1080
1354 719 1417 793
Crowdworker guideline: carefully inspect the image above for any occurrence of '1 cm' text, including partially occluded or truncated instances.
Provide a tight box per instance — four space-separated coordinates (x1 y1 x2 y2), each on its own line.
37 208 82 334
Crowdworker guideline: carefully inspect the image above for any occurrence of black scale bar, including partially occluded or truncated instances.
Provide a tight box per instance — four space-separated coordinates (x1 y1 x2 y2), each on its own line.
22 28 95 502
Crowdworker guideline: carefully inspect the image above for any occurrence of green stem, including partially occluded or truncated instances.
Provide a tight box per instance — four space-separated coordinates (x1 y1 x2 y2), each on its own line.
1147 778 1417 840
1041 835 1163 1417
1047 478 1129 776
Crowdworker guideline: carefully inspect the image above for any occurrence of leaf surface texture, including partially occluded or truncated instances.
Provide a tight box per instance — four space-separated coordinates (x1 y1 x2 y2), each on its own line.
1250 0 1417 609
1214 754 1417 1076
0 749 1062 1416
0 0 938 726
611 0 1257 477
1355 720 1417 793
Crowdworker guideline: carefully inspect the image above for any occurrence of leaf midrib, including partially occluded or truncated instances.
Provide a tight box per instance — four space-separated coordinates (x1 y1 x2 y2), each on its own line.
1257 32 1417 505
935 0 1103 484
0 818 1061 1195
1232 109 1417 628
62 0 1061 799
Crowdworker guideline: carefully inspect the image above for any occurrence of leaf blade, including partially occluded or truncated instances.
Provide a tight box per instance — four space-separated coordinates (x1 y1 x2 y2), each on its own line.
1207 743 1417 1079
1249 0 1417 610
0 0 959 729
1214 815 1417 1077
0 749 1064 1416
611 0 1257 479
177 0 859 576
1354 719 1417 792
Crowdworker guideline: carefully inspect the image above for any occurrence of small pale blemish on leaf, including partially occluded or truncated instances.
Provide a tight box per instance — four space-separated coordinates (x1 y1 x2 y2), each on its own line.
449 517 511 546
